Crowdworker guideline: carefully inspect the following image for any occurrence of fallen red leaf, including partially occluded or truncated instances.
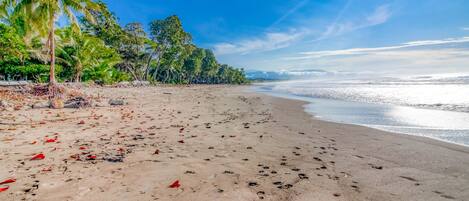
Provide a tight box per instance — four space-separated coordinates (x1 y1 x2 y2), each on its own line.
169 180 180 188
0 179 15 185
178 140 184 144
79 146 87 150
0 186 9 192
45 139 56 143
31 153 45 160
87 155 97 160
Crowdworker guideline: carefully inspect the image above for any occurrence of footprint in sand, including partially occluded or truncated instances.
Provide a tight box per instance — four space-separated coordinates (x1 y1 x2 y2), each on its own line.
433 191 456 200
248 181 259 187
369 164 383 170
298 173 309 180
256 191 265 199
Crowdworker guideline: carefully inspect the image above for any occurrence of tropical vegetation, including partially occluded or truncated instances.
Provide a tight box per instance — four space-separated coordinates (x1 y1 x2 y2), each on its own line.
0 0 248 85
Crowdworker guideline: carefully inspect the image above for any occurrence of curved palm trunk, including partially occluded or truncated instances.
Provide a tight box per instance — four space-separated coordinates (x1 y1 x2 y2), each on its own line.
49 14 56 85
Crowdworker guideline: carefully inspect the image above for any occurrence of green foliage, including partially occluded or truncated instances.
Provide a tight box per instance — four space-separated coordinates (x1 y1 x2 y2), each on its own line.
149 15 192 83
200 49 219 83
57 27 121 82
82 63 130 84
1 1 247 85
0 23 27 61
80 1 125 48
183 47 205 82
114 22 153 80
0 60 61 82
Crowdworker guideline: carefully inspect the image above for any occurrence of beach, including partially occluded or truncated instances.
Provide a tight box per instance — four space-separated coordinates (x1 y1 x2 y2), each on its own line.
1 85 468 201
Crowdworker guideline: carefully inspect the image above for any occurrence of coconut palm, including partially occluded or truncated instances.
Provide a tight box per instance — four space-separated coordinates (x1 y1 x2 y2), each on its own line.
57 27 121 82
11 0 101 85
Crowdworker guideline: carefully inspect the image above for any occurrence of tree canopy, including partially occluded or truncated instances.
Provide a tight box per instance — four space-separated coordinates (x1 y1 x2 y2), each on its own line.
0 1 248 85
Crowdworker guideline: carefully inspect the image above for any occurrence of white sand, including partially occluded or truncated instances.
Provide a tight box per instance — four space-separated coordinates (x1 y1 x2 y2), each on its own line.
0 85 468 201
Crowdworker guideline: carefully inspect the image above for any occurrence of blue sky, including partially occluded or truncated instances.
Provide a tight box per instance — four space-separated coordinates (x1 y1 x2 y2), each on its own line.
103 0 469 75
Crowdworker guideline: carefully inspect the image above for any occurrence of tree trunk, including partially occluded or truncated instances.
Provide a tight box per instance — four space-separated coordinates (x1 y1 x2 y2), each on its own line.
49 14 56 85
75 63 82 82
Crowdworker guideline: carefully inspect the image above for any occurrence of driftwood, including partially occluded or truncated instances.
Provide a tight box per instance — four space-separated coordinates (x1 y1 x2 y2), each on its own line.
0 81 30 87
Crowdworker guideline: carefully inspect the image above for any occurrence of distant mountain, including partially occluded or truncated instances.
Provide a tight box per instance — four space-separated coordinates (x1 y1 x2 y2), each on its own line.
246 69 330 81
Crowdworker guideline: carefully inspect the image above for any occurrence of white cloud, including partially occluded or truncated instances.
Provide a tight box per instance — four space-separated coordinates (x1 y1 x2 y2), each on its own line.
213 4 392 56
318 4 391 40
290 36 469 59
366 5 392 25
213 30 306 55
306 48 469 74
274 36 469 74
269 0 309 28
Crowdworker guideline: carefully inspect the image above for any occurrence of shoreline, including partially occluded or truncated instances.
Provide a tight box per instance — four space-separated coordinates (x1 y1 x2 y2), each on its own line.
253 86 469 149
254 88 469 153
1 85 468 200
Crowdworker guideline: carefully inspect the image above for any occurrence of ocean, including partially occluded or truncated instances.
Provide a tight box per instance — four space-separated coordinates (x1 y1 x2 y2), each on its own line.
255 73 469 147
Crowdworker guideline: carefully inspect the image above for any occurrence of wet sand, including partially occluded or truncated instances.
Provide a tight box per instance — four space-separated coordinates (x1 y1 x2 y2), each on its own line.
0 85 468 201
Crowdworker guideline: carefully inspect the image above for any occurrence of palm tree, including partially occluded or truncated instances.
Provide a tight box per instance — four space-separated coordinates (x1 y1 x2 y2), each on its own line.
12 0 100 85
0 0 14 23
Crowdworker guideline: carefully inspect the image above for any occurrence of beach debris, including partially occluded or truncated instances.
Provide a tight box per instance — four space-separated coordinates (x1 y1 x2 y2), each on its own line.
178 140 184 144
32 101 50 109
87 155 97 160
131 81 150 87
115 81 130 87
79 146 87 150
179 127 185 133
31 153 45 160
50 98 65 109
0 186 9 192
153 149 159 155
169 180 181 188
109 99 126 106
104 154 124 163
0 179 16 185
94 101 110 107
64 96 91 108
78 120 85 125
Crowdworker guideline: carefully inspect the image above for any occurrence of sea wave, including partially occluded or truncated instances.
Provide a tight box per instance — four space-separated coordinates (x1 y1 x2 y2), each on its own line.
259 74 469 113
